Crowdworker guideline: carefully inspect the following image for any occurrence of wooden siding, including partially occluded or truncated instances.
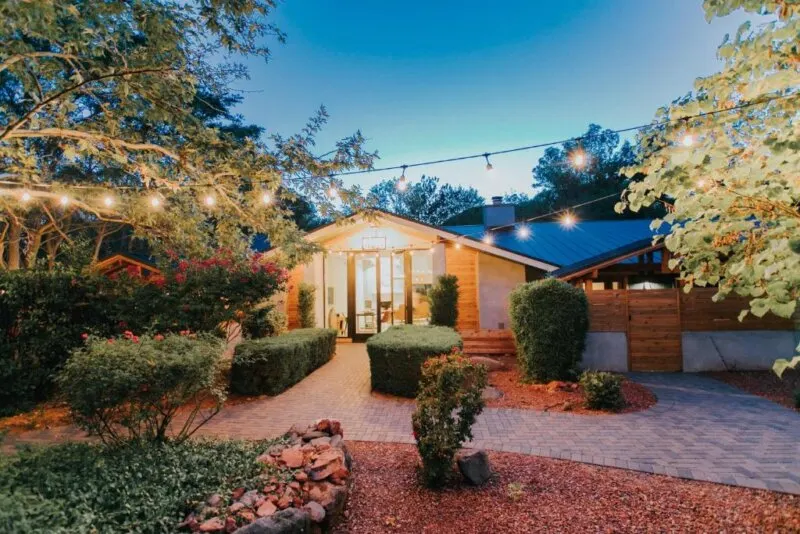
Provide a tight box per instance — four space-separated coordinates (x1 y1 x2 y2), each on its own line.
680 288 798 331
445 244 479 331
286 266 304 330
461 329 516 356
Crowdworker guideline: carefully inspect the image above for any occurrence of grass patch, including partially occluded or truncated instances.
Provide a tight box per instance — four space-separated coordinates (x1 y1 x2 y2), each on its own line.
0 438 282 533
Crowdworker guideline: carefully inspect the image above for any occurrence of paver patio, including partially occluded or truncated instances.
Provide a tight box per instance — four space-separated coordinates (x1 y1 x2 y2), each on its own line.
7 343 800 494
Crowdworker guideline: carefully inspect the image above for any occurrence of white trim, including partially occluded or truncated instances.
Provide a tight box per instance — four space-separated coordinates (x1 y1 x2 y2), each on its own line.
298 212 558 272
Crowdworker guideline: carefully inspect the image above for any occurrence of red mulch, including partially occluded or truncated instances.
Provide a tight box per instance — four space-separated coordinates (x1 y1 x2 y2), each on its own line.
337 442 800 534
485 368 657 414
708 370 799 411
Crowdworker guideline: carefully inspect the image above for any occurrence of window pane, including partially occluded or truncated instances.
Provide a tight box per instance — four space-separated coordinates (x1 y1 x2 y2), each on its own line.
324 254 348 337
411 251 433 325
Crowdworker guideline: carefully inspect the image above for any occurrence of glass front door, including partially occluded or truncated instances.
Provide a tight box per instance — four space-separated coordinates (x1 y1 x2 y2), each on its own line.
354 255 378 336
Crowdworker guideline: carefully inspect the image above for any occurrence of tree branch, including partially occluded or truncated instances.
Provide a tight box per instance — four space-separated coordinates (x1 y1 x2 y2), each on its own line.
0 52 78 73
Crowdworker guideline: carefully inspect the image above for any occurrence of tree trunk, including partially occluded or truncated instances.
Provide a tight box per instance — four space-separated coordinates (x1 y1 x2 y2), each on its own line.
25 229 43 268
7 219 21 270
46 234 64 270
92 223 107 264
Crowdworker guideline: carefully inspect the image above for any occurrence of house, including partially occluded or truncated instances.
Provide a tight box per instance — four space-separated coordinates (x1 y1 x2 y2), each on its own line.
93 253 161 280
278 196 798 373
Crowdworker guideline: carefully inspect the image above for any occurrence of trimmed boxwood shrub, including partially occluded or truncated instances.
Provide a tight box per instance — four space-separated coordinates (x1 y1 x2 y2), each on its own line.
580 371 625 410
230 328 336 395
429 274 459 327
298 282 316 328
366 324 463 397
509 278 589 382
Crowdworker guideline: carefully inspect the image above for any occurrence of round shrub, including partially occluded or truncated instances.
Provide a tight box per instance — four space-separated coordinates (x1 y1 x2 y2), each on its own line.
429 274 459 327
241 306 287 338
366 325 463 397
298 282 316 328
57 333 226 445
412 353 487 487
580 371 625 411
508 279 589 382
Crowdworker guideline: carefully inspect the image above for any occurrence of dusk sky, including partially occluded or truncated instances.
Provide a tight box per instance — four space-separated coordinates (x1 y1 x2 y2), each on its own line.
232 0 754 199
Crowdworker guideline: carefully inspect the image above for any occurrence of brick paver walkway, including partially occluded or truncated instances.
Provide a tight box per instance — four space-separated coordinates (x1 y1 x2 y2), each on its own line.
8 344 800 494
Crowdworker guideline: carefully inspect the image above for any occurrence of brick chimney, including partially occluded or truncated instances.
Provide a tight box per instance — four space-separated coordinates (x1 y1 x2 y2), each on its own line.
482 196 515 228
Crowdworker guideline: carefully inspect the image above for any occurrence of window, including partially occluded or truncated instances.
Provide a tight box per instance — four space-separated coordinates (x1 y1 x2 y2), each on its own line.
410 251 433 325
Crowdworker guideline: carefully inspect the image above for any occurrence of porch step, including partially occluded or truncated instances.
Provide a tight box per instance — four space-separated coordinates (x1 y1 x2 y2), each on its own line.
461 330 516 356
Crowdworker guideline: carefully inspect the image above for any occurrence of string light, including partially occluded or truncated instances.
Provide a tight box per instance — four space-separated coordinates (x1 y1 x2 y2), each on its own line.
20 191 31 202
483 233 494 245
696 178 707 188
560 212 577 228
261 192 272 205
455 242 462 249
397 165 408 192
103 196 114 207
515 224 531 239
682 133 694 147
203 195 216 207
59 195 70 207
570 149 587 170
429 246 435 253
484 153 493 171
150 196 161 208
328 187 338 200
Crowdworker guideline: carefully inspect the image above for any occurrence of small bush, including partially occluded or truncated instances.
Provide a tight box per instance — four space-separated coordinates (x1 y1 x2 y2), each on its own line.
241 306 287 338
298 282 316 328
412 353 487 487
0 439 282 534
366 325 463 397
428 274 459 327
580 371 625 411
57 333 226 445
230 328 336 395
509 279 589 382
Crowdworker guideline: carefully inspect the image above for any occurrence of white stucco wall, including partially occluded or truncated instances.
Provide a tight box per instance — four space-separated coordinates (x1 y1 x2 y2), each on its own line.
477 253 526 330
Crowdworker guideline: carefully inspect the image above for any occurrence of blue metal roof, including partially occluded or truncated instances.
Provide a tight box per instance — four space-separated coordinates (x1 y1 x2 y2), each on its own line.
442 219 661 268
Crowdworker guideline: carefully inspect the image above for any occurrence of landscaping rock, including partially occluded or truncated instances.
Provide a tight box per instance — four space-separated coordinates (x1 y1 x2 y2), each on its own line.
199 517 225 532
469 356 506 371
239 490 261 508
457 449 492 485
280 447 305 469
302 430 326 441
481 385 504 400
304 501 326 523
207 494 223 507
233 508 311 534
256 501 277 517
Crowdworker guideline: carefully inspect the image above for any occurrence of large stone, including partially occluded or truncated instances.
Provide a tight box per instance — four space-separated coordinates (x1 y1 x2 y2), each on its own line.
239 490 261 508
256 501 277 517
302 430 327 441
233 508 311 534
280 448 305 469
303 501 326 523
457 449 492 485
199 517 225 532
469 356 506 372
309 449 344 481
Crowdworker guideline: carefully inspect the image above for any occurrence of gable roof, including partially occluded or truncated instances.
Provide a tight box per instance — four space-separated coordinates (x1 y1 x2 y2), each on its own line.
442 219 660 269
297 210 559 271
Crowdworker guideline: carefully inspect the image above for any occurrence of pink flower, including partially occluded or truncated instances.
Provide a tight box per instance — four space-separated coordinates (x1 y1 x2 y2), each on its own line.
107 338 115 344
177 260 189 272
153 334 165 341
131 336 140 344
123 330 134 339
174 273 187 284
81 333 89 340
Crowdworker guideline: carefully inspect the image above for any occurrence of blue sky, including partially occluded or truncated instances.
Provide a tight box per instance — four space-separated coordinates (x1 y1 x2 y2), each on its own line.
232 0 751 199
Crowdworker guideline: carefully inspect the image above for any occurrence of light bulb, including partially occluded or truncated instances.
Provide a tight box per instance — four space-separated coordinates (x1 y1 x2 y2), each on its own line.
516 224 531 239
484 153 494 172
204 195 216 207
21 191 31 202
261 192 272 205
682 133 694 147
103 196 114 207
560 213 577 228
150 197 161 208
59 195 70 207
455 242 462 250
396 177 407 192
328 187 338 199
696 178 706 188
570 151 587 170
429 247 435 253
483 233 494 245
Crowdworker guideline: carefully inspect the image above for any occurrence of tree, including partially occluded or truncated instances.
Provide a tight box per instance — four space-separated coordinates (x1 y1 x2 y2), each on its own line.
0 0 375 269
616 0 799 374
368 175 484 226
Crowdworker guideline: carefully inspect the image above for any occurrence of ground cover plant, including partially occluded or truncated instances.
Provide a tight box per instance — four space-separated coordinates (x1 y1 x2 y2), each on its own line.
0 439 284 534
580 371 625 411
230 328 337 395
509 279 589 382
366 324 463 397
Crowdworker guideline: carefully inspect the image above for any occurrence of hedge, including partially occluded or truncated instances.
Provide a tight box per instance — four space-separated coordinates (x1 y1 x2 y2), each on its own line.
230 328 337 395
366 324 463 397
509 278 589 382
428 274 459 327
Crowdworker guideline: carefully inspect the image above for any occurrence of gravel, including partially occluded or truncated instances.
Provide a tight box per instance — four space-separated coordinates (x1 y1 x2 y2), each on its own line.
485 368 656 414
337 442 800 533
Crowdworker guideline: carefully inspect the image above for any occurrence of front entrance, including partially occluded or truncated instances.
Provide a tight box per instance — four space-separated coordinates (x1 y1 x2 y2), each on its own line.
324 250 433 341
